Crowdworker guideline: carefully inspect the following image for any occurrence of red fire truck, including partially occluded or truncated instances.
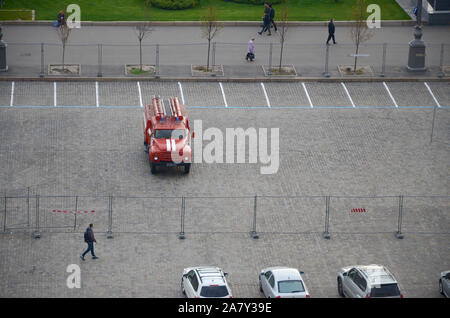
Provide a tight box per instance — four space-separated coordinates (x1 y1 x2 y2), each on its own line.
143 97 193 174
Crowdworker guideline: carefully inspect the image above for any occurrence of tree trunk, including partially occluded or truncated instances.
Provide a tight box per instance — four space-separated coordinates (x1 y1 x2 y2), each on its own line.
279 41 284 72
62 44 66 71
139 40 143 71
353 43 359 73
206 39 211 72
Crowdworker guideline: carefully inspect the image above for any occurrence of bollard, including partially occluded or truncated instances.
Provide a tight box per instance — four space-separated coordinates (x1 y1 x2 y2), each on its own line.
178 196 185 239
250 195 259 239
395 195 404 239
323 196 331 239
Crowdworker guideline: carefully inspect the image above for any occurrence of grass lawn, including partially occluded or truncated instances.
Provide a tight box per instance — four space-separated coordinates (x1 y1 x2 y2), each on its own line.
0 0 410 21
0 10 33 20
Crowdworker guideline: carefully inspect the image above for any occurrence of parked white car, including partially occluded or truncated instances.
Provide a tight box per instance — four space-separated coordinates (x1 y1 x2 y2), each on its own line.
439 270 450 297
337 264 403 298
259 267 310 298
181 266 232 298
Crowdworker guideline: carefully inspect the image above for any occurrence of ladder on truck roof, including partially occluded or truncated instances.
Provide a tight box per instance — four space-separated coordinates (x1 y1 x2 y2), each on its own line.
151 96 183 121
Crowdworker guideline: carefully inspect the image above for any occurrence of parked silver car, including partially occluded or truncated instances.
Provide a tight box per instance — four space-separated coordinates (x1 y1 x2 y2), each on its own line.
259 267 310 298
337 264 403 298
439 271 450 297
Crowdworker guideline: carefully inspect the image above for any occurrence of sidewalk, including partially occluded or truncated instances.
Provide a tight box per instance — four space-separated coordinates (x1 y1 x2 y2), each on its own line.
1 24 449 80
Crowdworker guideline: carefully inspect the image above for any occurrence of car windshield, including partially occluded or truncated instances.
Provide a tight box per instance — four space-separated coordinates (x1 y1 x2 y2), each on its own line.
370 283 400 297
200 286 229 297
278 280 305 293
154 129 185 139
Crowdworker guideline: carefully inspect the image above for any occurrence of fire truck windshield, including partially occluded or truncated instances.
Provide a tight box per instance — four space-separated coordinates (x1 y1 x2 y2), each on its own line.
154 129 186 139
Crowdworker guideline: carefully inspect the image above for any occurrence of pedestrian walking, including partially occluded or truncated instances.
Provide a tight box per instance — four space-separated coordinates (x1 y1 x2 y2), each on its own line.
80 224 98 261
258 12 272 36
246 38 255 61
326 18 337 45
269 4 277 32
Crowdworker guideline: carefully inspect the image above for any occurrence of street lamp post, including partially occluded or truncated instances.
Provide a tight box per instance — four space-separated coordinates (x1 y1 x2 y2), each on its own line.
407 0 427 71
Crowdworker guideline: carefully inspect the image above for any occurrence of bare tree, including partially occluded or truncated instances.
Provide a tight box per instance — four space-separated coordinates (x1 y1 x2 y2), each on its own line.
277 0 290 71
350 0 373 72
201 0 223 72
134 4 152 72
56 21 71 72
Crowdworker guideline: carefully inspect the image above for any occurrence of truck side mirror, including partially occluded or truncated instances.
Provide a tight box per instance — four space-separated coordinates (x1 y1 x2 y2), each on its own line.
192 132 195 138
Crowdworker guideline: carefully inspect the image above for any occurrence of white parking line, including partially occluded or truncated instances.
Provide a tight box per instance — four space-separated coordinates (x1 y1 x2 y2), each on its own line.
10 81 14 107
95 81 99 107
261 83 271 108
424 82 441 108
301 82 313 108
383 82 398 108
54 82 57 107
137 81 143 108
341 82 355 108
219 82 228 108
178 82 185 105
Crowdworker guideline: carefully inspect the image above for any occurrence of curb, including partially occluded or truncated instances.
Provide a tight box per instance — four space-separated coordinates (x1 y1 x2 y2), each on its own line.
0 76 447 83
0 20 417 27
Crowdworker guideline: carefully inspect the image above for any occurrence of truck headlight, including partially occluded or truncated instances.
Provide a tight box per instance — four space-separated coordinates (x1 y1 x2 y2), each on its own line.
184 156 189 161
154 156 158 161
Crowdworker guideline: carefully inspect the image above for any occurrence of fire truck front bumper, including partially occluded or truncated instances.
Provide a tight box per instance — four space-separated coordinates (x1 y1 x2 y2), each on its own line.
151 161 191 168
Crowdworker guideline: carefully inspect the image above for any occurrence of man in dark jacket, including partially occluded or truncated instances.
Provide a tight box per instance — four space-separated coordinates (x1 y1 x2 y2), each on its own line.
258 12 272 36
81 224 98 261
326 18 336 45
269 4 277 32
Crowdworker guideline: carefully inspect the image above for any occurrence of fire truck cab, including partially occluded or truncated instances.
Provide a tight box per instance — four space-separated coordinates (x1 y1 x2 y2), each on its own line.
143 96 193 174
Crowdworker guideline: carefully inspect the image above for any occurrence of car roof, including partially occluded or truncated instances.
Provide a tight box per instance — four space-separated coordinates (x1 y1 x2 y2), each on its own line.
195 267 227 286
356 265 397 284
266 267 302 281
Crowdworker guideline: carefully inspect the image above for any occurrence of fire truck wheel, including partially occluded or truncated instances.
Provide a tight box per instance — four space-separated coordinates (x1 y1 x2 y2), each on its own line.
151 163 157 174
184 164 191 174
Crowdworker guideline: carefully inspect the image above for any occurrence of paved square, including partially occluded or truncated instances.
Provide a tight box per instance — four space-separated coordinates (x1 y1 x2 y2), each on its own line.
13 82 53 107
0 82 449 298
304 82 353 108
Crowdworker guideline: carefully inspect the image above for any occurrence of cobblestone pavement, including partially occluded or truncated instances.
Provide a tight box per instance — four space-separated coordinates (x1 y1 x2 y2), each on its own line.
1 232 448 298
0 81 449 297
0 81 449 108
